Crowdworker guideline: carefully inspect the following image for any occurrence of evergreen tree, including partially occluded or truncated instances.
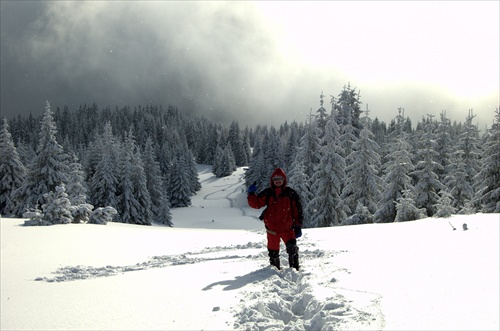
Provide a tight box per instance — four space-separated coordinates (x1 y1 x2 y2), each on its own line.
434 191 457 218
12 101 71 216
435 111 453 183
411 115 445 216
374 109 414 223
287 159 312 226
213 144 236 178
459 110 482 197
88 206 118 225
342 115 382 220
245 133 268 189
168 155 192 207
143 137 172 225
89 122 119 210
0 118 27 215
446 151 474 210
228 121 248 166
66 154 88 205
316 91 328 135
41 184 73 225
474 109 500 212
395 189 426 222
308 116 347 227
334 83 362 138
117 128 152 225
294 119 321 181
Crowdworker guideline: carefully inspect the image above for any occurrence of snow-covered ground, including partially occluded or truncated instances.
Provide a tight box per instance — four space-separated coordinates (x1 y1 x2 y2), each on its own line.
1 166 499 330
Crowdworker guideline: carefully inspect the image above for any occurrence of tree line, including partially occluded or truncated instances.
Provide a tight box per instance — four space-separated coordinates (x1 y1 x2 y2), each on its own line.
1 84 499 227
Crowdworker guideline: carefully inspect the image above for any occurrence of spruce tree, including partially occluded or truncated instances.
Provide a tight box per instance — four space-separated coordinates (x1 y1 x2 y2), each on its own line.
474 109 500 212
395 189 426 222
342 115 382 221
308 116 347 227
41 184 73 225
143 137 172 225
117 128 152 225
89 122 119 210
12 101 71 216
374 109 415 223
412 115 445 216
228 121 248 167
434 191 457 218
66 154 88 205
0 118 27 216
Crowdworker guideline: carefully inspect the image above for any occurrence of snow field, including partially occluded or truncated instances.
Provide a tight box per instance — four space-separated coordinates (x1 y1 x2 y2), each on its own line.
1 166 499 330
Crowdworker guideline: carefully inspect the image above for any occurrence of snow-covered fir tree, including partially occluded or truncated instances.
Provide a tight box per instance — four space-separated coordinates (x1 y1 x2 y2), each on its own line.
307 116 347 227
435 111 453 184
394 189 426 222
341 113 382 222
434 190 457 218
445 150 474 210
282 122 302 172
29 184 73 225
66 154 88 205
228 121 248 167
294 118 321 182
262 126 285 176
117 128 152 225
374 109 415 223
213 144 237 178
334 83 362 139
457 110 482 201
474 109 500 213
11 101 71 216
168 154 193 207
142 137 172 226
88 122 119 210
88 206 118 225
287 159 312 224
245 133 268 189
411 115 445 217
315 91 329 135
0 118 26 216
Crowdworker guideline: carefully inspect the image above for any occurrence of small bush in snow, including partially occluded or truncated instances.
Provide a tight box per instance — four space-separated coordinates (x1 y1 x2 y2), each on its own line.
41 185 73 225
88 206 118 225
70 203 94 223
23 207 51 226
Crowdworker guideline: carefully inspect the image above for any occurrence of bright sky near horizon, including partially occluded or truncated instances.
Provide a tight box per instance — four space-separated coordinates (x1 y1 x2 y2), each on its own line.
257 1 498 97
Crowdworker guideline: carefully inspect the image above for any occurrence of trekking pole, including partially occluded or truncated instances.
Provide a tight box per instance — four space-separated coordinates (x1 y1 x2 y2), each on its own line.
448 221 456 231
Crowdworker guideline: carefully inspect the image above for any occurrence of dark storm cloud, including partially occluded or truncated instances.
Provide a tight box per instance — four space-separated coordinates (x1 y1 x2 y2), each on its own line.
0 1 315 126
1 1 498 127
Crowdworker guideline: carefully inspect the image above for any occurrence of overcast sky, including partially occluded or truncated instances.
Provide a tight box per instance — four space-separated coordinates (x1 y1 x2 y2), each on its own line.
1 1 498 128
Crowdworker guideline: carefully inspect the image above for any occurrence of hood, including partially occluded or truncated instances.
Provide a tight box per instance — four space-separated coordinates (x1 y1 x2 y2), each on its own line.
270 167 287 189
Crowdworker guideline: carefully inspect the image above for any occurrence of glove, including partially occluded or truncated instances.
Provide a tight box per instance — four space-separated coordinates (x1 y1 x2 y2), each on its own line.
248 182 257 194
293 224 302 238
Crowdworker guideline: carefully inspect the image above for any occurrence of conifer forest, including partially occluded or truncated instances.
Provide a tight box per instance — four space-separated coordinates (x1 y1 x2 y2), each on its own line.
1 85 499 227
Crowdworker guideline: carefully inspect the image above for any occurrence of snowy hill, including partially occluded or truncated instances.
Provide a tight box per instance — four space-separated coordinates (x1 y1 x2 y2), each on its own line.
1 166 499 330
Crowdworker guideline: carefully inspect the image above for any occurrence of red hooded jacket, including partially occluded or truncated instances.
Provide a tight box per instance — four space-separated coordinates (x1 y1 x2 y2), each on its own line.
248 168 303 234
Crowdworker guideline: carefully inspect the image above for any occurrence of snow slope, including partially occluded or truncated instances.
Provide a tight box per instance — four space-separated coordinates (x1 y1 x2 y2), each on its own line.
1 166 499 330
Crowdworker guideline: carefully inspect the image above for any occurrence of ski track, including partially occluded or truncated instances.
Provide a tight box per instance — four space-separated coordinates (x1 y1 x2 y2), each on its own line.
35 237 384 330
200 173 258 218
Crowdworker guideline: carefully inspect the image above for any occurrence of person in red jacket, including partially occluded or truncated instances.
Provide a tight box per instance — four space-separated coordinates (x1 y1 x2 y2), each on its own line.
247 167 303 270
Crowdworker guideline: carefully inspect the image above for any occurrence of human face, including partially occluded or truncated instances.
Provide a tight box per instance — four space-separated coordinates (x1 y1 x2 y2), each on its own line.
272 176 284 187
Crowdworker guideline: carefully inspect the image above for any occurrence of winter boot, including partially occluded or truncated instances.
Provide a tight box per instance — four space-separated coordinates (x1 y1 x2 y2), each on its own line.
268 249 281 270
286 240 300 271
